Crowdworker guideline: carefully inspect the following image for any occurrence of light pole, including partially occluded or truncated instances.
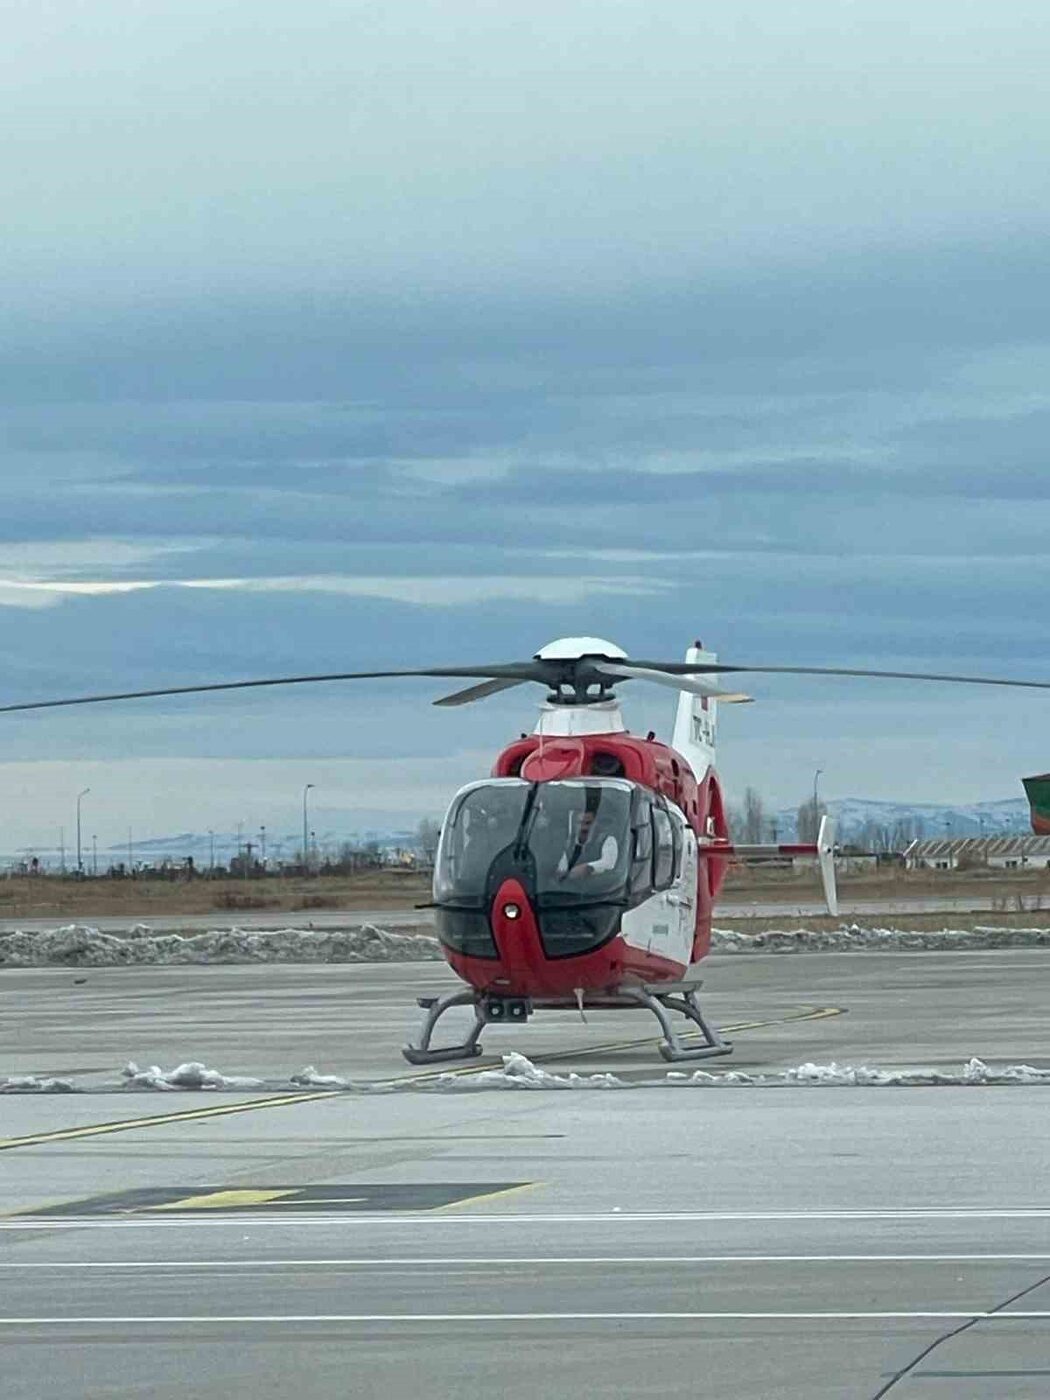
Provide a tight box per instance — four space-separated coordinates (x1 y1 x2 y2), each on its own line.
208 829 215 872
302 784 315 873
92 834 97 877
76 788 90 874
259 824 267 869
810 767 823 843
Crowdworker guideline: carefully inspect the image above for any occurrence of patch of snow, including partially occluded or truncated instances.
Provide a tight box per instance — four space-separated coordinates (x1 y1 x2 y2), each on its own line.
6 922 1050 968
290 1066 353 1088
669 1057 1050 1087
0 922 442 967
711 925 1050 954
422 1051 626 1091
0 1074 78 1093
120 1060 265 1091
403 1052 1050 1092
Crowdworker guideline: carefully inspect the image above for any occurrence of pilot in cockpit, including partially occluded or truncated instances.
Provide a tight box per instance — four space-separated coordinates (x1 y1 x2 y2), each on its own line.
556 801 619 881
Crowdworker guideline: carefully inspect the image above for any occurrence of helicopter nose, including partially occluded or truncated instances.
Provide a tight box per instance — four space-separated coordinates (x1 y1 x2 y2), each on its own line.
490 877 536 950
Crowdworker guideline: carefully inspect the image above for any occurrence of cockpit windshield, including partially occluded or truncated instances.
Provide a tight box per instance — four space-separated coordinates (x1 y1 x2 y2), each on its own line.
434 779 634 905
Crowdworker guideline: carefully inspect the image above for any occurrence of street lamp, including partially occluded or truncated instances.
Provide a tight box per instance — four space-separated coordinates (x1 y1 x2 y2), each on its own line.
76 788 90 874
302 784 315 872
813 767 823 811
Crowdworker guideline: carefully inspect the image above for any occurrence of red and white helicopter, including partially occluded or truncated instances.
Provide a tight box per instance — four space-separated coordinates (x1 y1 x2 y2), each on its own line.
4 636 1049 1064
410 636 837 1065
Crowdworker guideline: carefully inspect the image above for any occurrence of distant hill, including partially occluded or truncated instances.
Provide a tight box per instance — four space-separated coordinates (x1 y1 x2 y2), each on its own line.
7 797 1036 869
773 797 1031 844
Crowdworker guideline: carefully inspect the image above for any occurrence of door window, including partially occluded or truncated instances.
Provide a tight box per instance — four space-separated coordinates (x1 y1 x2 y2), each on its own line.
652 806 675 889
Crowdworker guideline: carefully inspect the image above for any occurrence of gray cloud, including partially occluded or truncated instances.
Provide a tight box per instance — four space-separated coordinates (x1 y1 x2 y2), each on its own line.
1 3 1048 844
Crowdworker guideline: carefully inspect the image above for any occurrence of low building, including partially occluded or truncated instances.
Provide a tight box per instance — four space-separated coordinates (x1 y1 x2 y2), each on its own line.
905 835 1050 871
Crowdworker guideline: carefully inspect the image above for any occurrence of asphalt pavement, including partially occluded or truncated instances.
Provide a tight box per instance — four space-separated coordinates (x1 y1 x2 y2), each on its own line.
1 891 1037 934
2 950 1050 1397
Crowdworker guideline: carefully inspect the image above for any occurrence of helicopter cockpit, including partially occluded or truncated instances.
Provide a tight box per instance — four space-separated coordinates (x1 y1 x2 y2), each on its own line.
433 777 685 960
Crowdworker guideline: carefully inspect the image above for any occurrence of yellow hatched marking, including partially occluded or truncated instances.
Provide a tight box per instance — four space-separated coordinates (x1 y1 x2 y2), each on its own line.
433 1182 540 1213
147 1189 300 1212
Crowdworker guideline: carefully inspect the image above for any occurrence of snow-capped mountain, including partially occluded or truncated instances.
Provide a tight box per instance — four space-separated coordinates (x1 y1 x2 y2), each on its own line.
774 797 1031 843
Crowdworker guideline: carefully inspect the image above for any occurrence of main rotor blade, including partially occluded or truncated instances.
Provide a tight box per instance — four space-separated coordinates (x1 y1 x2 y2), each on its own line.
591 662 752 704
669 663 1050 691
0 665 543 716
432 678 527 707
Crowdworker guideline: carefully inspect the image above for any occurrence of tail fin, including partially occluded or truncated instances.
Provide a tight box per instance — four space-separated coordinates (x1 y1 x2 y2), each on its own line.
817 814 838 917
671 641 720 778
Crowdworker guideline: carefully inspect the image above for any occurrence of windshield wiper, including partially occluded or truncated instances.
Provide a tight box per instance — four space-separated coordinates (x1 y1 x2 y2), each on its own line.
511 782 540 861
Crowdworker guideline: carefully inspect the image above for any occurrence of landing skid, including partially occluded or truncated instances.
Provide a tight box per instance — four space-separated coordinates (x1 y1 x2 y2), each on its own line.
401 990 486 1065
401 978 732 1066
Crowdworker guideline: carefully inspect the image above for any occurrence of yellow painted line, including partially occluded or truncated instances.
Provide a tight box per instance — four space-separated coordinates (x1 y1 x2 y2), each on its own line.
0 1007 845 1156
540 1005 845 1064
147 1189 300 1212
0 1089 342 1154
433 1182 541 1213
393 1006 845 1084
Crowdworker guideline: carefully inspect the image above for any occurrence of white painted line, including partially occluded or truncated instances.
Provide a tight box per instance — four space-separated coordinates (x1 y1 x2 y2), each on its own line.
6 1208 1050 1229
0 1254 973 1272
2 1311 1050 1325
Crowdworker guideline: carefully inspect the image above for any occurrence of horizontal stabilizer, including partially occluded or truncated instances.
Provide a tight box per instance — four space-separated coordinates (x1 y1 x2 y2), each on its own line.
699 815 839 917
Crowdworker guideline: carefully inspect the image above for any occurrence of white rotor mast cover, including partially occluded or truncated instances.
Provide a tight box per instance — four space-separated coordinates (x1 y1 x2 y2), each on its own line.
534 637 627 661
533 637 628 736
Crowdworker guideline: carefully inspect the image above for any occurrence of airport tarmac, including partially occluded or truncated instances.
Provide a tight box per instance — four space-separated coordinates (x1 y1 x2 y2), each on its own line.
2 950 1050 1397
1 891 1036 935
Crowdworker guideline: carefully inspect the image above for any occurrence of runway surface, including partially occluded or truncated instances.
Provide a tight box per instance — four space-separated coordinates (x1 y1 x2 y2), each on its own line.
2 950 1049 1397
1 891 1033 934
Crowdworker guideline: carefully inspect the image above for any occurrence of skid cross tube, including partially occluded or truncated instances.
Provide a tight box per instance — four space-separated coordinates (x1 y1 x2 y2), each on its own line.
401 978 732 1065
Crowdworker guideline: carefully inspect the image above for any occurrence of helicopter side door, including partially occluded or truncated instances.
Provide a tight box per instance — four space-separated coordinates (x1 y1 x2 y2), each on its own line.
670 806 698 956
620 792 694 970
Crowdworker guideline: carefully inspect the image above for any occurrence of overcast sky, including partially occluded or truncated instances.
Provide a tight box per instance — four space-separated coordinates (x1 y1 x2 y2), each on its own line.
2 1 1049 850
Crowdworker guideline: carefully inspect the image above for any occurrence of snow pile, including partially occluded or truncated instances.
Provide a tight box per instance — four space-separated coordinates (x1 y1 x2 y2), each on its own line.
290 1066 354 1088
0 922 442 967
0 1074 78 1093
423 1051 627 1091
120 1060 265 1091
670 1057 1050 1087
406 1052 1050 1092
6 1051 1049 1094
711 925 1050 954
6 921 1050 968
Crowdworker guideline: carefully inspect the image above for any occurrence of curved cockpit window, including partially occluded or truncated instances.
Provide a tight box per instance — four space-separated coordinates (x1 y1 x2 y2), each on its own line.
435 779 634 906
434 780 529 905
531 780 632 899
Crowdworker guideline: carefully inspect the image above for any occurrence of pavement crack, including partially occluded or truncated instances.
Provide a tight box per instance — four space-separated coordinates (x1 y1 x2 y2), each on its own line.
869 1267 1050 1397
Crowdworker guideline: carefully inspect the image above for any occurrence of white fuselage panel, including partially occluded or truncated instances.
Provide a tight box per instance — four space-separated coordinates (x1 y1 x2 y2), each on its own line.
619 808 697 970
